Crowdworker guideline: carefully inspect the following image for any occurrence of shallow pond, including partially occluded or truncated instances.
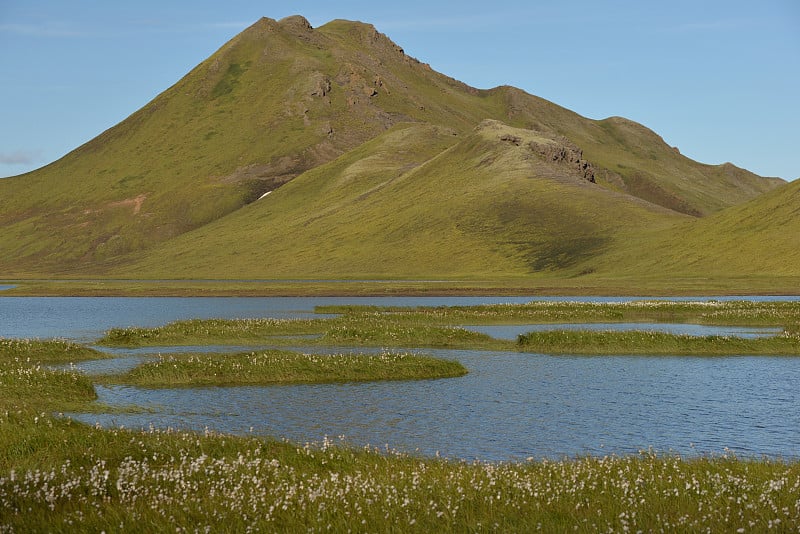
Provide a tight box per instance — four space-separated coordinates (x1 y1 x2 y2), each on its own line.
70 349 800 461
5 295 800 461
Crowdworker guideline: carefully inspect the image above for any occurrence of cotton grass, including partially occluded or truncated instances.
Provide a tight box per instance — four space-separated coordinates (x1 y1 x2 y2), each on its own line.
3 427 800 532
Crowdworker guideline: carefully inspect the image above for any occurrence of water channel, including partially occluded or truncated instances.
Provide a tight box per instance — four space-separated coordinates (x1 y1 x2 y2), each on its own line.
3 294 800 461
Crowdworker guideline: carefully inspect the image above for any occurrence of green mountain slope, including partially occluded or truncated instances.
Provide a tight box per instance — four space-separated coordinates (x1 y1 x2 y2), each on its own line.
0 15 784 279
123 120 687 279
587 178 800 279
468 89 783 217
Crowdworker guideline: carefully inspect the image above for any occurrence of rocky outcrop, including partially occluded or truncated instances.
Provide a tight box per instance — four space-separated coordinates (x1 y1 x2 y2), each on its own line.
528 138 595 183
490 120 596 183
309 72 332 98
499 134 522 146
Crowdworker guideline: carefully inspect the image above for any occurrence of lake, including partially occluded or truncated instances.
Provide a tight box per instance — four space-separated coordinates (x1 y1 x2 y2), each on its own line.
2 294 797 342
4 294 800 461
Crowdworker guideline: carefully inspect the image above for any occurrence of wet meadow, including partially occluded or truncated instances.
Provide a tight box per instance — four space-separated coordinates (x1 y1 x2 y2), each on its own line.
3 299 800 531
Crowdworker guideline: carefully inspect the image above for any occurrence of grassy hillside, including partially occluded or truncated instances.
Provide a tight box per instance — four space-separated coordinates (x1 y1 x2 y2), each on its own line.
587 178 800 280
0 15 783 280
122 120 686 279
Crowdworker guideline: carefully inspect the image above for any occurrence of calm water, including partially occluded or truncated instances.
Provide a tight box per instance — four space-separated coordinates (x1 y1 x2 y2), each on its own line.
4 294 800 461
71 350 800 461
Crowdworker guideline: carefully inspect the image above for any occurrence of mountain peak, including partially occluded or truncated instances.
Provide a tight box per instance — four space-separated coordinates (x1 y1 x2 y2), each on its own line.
321 19 406 56
278 15 313 32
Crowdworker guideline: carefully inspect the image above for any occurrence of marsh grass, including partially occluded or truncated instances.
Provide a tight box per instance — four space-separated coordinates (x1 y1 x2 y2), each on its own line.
4 322 800 531
100 317 325 347
517 329 800 355
98 316 510 350
104 350 467 387
0 339 103 414
0 338 105 363
0 362 97 415
2 420 800 533
319 300 800 327
321 317 505 349
97 302 800 355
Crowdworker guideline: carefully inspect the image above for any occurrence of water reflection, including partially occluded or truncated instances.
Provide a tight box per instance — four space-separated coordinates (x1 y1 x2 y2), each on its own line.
69 351 800 462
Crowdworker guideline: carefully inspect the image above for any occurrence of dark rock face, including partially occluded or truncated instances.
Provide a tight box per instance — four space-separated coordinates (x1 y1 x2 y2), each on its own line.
529 138 595 183
499 134 522 146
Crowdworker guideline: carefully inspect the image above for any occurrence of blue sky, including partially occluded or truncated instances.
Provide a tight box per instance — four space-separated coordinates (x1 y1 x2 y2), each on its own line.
1 0 798 180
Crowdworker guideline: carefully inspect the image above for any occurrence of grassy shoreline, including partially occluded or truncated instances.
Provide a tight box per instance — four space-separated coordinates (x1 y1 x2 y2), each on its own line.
5 418 800 533
100 317 326 347
98 317 511 350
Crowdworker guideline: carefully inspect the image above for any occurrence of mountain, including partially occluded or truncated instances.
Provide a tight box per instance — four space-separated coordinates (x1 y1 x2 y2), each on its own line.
587 177 800 280
0 16 786 282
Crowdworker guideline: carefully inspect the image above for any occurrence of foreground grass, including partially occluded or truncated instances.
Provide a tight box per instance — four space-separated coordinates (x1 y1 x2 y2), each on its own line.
104 350 467 387
3 415 800 532
4 330 800 531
